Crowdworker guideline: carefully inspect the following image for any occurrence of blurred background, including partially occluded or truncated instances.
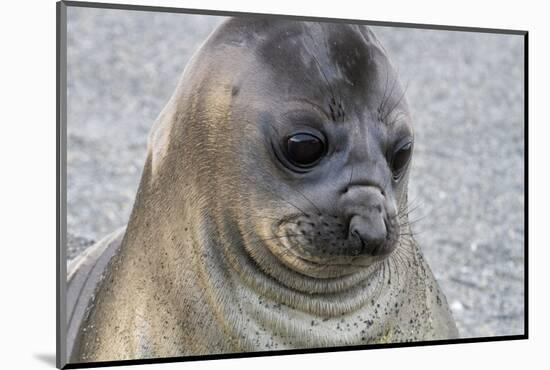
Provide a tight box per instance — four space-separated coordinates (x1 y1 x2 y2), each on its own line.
66 7 525 339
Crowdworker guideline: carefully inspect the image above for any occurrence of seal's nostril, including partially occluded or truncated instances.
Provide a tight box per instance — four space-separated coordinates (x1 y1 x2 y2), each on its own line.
348 215 389 256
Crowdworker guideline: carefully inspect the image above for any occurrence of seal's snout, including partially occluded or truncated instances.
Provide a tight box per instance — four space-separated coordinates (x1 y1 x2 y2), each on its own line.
349 214 388 256
340 185 396 257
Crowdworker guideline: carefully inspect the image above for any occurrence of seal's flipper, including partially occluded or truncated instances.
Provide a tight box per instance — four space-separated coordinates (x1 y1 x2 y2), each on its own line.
66 227 126 362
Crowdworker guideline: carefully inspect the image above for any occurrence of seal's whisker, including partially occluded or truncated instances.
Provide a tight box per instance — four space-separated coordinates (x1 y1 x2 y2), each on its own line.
397 231 421 239
394 251 409 269
394 240 416 259
302 25 339 109
291 186 323 216
379 71 400 122
403 213 430 227
380 161 395 196
378 66 392 118
390 255 401 286
265 187 311 217
372 262 387 301
349 164 354 187
320 32 345 115
255 216 300 225
387 110 408 127
401 198 424 218
382 79 410 123
394 250 411 271
386 259 392 285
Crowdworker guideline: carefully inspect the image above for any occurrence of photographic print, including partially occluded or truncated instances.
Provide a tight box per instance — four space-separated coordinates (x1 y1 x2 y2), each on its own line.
57 1 526 368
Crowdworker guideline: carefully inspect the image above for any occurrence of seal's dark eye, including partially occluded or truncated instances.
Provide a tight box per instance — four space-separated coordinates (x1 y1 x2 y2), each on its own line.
391 142 412 179
286 133 326 168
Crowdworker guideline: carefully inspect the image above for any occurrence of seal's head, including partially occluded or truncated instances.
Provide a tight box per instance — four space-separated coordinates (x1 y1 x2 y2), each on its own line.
67 19 461 361
150 18 413 284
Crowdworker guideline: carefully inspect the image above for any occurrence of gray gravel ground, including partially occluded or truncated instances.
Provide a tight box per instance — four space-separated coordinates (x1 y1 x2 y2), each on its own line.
66 8 525 339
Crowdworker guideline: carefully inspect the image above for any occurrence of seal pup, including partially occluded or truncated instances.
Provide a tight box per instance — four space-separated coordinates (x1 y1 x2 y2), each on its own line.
67 17 458 363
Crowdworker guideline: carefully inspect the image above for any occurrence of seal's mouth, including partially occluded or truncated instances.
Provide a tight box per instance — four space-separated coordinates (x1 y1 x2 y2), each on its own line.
267 213 397 277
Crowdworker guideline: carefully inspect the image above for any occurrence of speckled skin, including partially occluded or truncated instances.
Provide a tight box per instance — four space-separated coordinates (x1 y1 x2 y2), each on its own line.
67 18 457 364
